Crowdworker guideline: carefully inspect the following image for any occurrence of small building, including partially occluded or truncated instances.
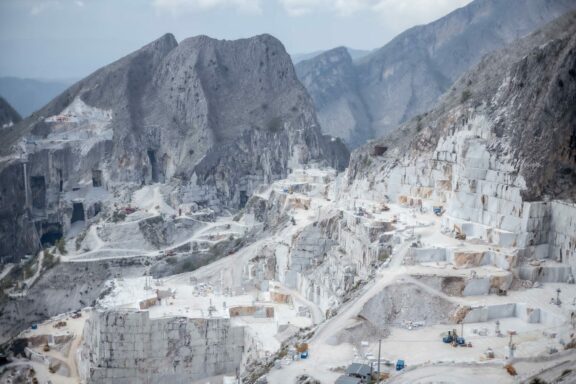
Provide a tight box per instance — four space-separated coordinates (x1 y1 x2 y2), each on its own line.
346 363 372 383
335 375 361 384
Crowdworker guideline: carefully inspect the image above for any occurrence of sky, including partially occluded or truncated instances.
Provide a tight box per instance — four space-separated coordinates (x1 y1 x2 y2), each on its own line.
0 0 471 80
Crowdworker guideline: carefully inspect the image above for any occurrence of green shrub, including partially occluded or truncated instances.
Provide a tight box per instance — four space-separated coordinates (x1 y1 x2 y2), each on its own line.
461 89 472 103
55 238 67 255
44 248 60 270
165 256 177 265
267 117 283 133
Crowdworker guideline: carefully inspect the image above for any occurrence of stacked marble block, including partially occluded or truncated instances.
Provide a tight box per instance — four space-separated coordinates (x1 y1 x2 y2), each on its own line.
79 310 244 384
407 247 513 296
463 302 564 327
549 202 576 272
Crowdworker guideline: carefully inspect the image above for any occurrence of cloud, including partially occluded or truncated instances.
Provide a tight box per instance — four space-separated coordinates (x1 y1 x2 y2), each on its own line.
30 0 61 15
277 0 321 16
29 0 86 16
152 0 262 14
278 0 379 16
279 0 471 20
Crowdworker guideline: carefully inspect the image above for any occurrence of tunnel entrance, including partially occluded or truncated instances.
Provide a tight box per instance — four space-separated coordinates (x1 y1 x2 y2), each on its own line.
239 190 248 208
92 202 102 217
147 149 159 183
30 176 46 209
39 222 63 246
58 169 63 192
92 169 103 187
71 202 85 224
371 145 388 157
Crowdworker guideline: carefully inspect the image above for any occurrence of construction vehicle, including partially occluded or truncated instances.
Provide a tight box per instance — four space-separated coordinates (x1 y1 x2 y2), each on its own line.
442 330 454 344
395 359 405 371
443 327 466 346
377 202 390 212
454 225 466 240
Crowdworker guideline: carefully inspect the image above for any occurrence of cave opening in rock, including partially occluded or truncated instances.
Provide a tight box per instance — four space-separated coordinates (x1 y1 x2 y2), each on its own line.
371 145 388 156
30 175 46 209
39 222 63 246
93 202 102 217
239 190 248 208
92 169 103 187
58 169 63 192
147 149 159 183
71 202 85 224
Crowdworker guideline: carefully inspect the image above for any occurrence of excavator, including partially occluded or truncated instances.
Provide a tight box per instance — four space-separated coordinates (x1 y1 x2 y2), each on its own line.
454 225 466 240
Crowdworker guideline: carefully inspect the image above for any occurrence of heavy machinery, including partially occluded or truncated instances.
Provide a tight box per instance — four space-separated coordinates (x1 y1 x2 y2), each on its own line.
443 328 466 346
454 225 466 240
442 330 454 344
395 359 405 371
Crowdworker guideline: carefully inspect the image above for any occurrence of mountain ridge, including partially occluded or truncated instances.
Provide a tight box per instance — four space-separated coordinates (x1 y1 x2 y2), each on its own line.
296 0 576 148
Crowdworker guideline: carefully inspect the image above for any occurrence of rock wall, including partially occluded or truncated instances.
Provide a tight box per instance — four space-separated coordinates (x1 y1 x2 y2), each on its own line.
549 202 576 271
79 310 244 384
0 161 39 261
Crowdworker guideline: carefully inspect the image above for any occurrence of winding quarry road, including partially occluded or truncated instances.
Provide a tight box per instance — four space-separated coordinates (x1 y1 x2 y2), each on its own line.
267 242 410 383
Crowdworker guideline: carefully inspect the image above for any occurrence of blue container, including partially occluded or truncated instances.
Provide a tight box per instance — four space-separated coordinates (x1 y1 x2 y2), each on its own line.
300 351 309 359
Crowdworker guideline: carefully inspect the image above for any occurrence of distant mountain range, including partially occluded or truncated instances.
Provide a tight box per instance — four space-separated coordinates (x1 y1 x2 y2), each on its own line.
0 77 75 117
296 0 576 148
291 47 370 65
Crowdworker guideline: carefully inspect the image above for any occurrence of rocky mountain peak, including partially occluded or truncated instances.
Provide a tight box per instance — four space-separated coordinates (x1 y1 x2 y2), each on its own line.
0 32 348 262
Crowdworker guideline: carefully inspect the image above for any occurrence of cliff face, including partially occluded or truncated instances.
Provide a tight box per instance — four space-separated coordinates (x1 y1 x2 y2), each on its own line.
0 97 21 129
297 0 576 147
0 33 348 262
346 11 576 272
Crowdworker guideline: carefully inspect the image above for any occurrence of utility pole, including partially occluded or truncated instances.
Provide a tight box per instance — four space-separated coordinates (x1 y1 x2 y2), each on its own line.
507 331 517 359
377 338 382 383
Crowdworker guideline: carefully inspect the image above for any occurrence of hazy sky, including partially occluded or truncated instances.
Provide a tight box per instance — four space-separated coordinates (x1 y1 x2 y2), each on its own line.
0 0 471 79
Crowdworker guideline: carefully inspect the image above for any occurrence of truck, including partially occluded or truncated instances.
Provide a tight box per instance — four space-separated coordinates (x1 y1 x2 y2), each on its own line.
395 359 405 371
